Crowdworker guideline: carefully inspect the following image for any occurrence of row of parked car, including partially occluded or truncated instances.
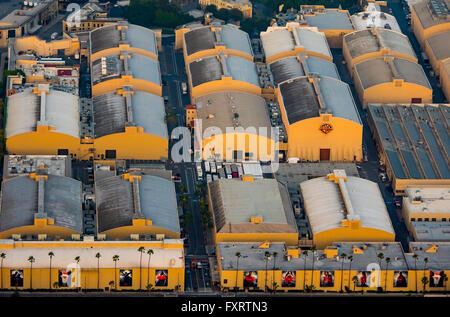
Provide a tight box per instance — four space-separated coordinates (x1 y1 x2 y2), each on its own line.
196 161 244 183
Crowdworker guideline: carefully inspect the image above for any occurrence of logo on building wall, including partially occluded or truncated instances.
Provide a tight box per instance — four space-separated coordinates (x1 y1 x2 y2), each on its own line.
319 123 333 134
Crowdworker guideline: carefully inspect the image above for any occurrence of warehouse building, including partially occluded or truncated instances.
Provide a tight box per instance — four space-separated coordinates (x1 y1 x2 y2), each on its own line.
0 239 184 290
402 186 450 241
260 25 332 63
441 58 450 101
207 178 298 246
91 52 161 97
353 56 432 108
95 173 180 240
423 29 450 75
269 55 340 86
411 0 450 47
216 241 448 292
181 24 253 64
343 28 417 77
199 0 252 18
3 155 72 179
6 85 81 157
0 173 82 240
351 10 401 32
89 22 158 62
300 170 395 249
92 90 168 160
193 91 275 161
367 104 450 195
276 75 363 162
187 54 260 101
299 6 355 48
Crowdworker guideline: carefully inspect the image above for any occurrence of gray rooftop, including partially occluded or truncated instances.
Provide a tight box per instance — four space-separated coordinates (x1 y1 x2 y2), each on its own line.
412 0 450 30
425 30 450 61
344 29 416 60
278 76 361 125
3 155 72 178
412 222 450 241
407 242 450 271
90 23 157 56
0 175 82 234
269 55 339 86
354 57 431 89
189 55 259 88
184 25 253 57
368 104 450 180
208 178 297 234
303 9 354 30
95 175 180 234
92 91 168 139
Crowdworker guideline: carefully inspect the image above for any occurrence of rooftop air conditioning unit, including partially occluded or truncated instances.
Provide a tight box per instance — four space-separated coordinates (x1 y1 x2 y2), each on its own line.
38 234 47 241
71 234 81 241
130 234 139 240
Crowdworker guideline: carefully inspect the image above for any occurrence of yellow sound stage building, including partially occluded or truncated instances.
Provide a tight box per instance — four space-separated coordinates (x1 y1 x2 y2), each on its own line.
0 173 82 240
95 173 180 240
0 239 185 291
411 0 450 47
193 91 276 162
276 75 363 162
441 58 450 101
300 170 395 249
260 24 333 63
207 177 298 246
343 28 418 77
353 56 432 108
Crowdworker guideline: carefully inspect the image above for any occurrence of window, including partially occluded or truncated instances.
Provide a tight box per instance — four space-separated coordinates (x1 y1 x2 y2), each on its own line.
105 150 116 159
432 218 436 222
411 218 416 222
223 279 228 284
442 218 447 222
418 218 423 221
58 149 69 155
424 218 429 222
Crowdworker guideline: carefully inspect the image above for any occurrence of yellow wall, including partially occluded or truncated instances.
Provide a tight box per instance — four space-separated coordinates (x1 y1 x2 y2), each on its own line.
322 30 353 48
392 178 450 196
215 233 299 247
14 36 80 56
92 77 162 97
440 59 450 102
0 219 80 240
90 46 158 63
100 219 180 240
313 228 395 250
264 46 332 64
411 7 450 47
184 47 254 64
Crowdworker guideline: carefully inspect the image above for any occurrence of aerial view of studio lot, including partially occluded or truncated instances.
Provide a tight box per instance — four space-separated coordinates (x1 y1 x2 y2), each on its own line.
0 0 448 297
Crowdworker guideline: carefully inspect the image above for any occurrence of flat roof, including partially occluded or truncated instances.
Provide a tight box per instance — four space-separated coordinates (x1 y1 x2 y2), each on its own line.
3 155 71 178
188 54 259 88
92 91 168 139
0 239 184 268
351 11 401 32
6 87 79 139
90 22 158 57
368 104 450 180
269 55 340 86
194 91 271 134
412 222 450 241
344 29 416 60
184 24 253 57
302 9 354 30
0 0 56 29
408 242 450 270
426 30 450 61
278 75 361 125
218 242 408 271
300 170 394 235
412 0 450 30
404 186 450 213
95 174 180 234
208 178 297 234
91 53 161 86
354 56 431 89
0 175 82 234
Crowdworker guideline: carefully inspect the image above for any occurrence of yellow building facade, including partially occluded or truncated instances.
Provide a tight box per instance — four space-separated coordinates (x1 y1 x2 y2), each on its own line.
441 58 450 102
411 0 450 47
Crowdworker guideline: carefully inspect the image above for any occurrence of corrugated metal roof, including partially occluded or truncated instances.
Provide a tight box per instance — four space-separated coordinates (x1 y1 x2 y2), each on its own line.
184 27 215 55
0 175 82 233
96 175 179 234
300 175 394 235
6 88 79 139
260 28 294 59
295 28 332 59
304 10 354 30
426 30 450 61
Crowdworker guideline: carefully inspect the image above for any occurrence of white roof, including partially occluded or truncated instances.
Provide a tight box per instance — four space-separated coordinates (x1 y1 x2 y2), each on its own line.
6 88 79 139
351 10 401 32
0 239 184 269
404 186 450 214
300 171 394 235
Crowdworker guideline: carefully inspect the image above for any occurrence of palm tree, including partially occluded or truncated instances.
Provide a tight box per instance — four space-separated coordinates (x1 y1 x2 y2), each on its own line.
48 251 54 290
272 252 278 288
137 247 145 290
421 276 428 294
384 257 391 292
340 253 347 292
310 246 316 288
28 256 35 290
112 255 119 290
0 252 6 290
377 252 384 288
235 252 241 291
423 257 428 293
74 256 81 290
146 249 154 289
302 250 308 291
264 251 271 292
95 252 101 290
352 275 358 292
412 254 418 293
347 255 353 291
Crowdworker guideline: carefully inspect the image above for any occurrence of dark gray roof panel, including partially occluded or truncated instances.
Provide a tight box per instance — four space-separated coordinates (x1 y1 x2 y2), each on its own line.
270 57 305 86
185 27 215 56
93 93 127 138
90 25 121 54
189 57 223 87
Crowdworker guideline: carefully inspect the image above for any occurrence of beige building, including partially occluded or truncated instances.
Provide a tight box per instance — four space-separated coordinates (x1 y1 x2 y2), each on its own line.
411 0 450 47
441 58 450 101
199 0 252 18
423 29 450 76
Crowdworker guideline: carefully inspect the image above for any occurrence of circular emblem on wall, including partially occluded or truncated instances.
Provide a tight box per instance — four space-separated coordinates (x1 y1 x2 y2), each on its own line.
319 123 333 134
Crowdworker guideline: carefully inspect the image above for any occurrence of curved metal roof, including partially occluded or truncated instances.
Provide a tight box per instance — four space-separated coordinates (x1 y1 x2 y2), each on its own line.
6 88 79 139
0 175 83 233
92 91 167 139
300 175 394 235
96 175 179 234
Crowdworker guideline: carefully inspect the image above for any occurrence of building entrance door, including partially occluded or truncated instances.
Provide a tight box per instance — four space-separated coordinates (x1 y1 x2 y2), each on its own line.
320 149 331 161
